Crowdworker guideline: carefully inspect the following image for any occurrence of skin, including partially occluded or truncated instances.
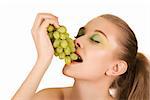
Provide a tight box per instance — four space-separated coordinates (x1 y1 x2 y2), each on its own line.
12 13 127 100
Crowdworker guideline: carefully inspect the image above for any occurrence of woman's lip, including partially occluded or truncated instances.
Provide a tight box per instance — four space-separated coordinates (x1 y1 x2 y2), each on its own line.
71 61 79 64
64 61 82 67
71 60 83 64
65 61 79 65
75 51 83 61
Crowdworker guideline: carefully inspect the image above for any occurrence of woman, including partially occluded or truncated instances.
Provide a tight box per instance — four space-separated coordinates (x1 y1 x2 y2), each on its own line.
12 13 150 100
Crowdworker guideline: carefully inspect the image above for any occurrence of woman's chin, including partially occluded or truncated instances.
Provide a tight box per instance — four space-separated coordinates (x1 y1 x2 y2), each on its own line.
62 65 72 76
62 64 77 78
62 70 75 78
62 61 84 78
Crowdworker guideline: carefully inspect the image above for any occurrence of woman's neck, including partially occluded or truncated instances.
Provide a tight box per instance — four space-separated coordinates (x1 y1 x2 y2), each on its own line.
70 79 114 100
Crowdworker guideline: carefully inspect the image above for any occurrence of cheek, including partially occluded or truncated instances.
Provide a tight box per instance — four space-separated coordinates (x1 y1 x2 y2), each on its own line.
62 49 114 81
62 62 105 81
87 49 112 66
84 50 113 75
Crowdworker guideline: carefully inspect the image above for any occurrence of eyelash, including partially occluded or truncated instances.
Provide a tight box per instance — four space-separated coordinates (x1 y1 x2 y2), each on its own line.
90 38 100 43
75 28 101 44
75 27 85 38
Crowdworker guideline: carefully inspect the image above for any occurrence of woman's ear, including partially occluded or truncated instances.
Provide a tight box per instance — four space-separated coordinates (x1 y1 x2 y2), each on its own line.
105 60 128 76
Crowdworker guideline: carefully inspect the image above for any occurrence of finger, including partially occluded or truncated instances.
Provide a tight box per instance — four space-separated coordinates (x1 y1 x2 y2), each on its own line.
40 19 59 31
45 18 59 28
32 13 58 31
53 21 59 28
32 13 57 30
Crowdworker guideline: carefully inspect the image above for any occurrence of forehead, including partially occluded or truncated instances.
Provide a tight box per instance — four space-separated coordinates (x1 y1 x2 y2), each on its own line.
85 17 118 34
85 17 121 49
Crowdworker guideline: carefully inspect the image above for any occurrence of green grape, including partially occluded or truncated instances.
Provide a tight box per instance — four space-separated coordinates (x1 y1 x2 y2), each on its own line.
69 46 76 53
65 33 69 38
47 25 54 32
67 39 75 53
60 40 68 48
53 39 60 48
67 38 75 47
54 52 59 56
67 38 74 45
57 26 67 33
68 41 75 47
70 53 78 60
60 33 67 39
64 47 71 55
48 32 54 39
56 47 63 54
65 56 71 65
47 24 79 65
53 31 60 39
59 52 65 59
66 37 73 42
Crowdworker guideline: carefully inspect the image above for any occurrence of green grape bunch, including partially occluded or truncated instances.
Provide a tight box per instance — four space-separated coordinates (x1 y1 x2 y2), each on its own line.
47 25 79 65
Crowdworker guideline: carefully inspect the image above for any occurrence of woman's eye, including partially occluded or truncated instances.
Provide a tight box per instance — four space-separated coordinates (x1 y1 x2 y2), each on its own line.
75 27 85 38
90 33 101 43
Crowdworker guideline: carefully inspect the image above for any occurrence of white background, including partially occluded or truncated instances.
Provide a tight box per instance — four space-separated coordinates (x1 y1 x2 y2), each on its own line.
0 0 150 99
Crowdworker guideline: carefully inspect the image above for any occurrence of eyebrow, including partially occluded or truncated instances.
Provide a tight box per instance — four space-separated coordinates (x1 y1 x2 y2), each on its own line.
82 26 108 39
94 29 108 39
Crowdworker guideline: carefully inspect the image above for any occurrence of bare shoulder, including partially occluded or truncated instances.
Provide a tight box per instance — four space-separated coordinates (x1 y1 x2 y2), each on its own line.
32 88 64 100
32 87 72 100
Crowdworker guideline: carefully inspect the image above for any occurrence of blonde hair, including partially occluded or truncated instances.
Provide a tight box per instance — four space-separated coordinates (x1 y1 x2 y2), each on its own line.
100 14 150 100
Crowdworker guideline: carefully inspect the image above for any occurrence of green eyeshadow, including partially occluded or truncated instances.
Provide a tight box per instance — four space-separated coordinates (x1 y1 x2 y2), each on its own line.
90 33 101 43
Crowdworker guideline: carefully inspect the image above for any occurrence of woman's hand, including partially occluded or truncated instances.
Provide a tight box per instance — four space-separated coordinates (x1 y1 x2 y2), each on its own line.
31 13 59 61
12 13 60 100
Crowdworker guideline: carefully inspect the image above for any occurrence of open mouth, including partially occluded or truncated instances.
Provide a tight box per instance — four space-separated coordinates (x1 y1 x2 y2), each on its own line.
73 52 83 63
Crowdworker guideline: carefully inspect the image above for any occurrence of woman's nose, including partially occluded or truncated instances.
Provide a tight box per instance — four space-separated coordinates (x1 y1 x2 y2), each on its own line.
75 39 83 49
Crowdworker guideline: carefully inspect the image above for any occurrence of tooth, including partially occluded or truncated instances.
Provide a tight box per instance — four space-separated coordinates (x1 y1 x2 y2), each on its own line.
78 56 80 59
79 56 81 60
79 56 82 62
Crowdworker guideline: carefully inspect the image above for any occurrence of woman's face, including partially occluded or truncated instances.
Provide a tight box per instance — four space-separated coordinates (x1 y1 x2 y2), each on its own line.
63 17 121 81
